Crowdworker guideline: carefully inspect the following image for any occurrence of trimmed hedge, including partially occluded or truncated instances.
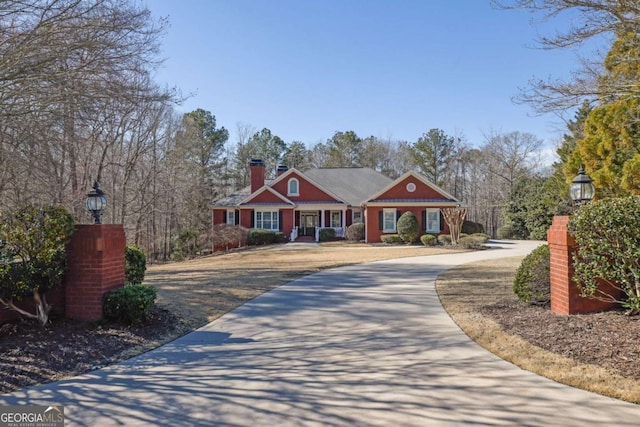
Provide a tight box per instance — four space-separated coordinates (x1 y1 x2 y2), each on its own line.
248 229 277 245
381 234 403 244
103 284 157 324
319 228 337 242
437 234 452 245
397 212 420 243
458 235 487 249
346 222 365 241
462 220 484 235
420 234 437 246
513 244 550 305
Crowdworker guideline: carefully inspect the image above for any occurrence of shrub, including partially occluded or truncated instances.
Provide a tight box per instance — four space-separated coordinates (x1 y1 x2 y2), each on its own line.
319 228 337 242
437 234 452 245
497 224 515 239
0 205 75 325
396 211 420 243
470 233 490 243
420 234 437 246
103 284 157 325
125 244 146 285
248 228 277 245
381 234 403 244
346 222 365 241
173 228 199 258
513 244 550 305
458 235 488 249
275 232 289 243
462 220 484 235
212 224 249 251
569 197 640 313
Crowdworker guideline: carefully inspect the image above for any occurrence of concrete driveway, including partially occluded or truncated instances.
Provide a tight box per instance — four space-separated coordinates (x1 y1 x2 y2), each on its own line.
2 240 640 426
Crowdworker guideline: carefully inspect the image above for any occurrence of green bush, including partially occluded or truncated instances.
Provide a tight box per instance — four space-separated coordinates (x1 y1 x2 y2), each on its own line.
470 233 490 243
497 224 515 239
462 220 484 235
457 235 487 249
103 284 157 324
173 228 199 258
569 197 640 313
437 234 452 245
420 234 437 246
0 205 75 324
125 244 146 285
513 244 550 305
381 234 403 244
346 222 365 241
319 228 337 242
248 228 277 245
396 211 420 243
275 232 289 243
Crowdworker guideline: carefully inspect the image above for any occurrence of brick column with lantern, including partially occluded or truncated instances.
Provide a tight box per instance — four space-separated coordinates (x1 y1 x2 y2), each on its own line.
64 181 126 321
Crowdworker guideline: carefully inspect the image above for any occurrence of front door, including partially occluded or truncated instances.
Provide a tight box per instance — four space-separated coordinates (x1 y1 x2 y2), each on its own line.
300 212 318 237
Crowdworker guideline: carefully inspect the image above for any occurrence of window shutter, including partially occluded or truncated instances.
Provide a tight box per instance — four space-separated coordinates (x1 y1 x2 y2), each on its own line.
378 210 383 230
278 210 283 231
250 210 255 228
235 210 240 225
440 211 445 231
224 210 228 223
422 210 427 230
396 210 402 221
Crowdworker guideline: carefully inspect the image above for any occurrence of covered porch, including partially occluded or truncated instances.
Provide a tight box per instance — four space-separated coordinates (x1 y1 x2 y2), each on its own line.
289 204 352 242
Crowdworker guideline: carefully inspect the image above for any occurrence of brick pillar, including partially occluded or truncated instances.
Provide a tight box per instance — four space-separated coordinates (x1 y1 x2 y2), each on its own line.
547 215 620 315
65 224 126 321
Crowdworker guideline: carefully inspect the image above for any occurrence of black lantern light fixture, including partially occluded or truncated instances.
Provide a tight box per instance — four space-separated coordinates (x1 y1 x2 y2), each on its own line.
86 181 107 224
570 166 595 205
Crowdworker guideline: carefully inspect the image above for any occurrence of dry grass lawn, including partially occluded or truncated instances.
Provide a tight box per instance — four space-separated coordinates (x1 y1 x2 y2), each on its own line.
147 244 459 331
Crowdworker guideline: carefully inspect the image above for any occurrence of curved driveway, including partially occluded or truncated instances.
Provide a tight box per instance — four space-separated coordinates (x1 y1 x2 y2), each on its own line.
2 240 640 426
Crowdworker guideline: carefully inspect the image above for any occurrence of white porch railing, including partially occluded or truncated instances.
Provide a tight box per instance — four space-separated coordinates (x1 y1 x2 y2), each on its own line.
290 227 298 242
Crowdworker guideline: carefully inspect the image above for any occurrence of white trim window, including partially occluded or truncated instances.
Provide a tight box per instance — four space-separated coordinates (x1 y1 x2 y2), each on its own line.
255 210 279 231
426 208 440 233
330 211 341 227
383 208 397 233
226 209 236 225
287 178 299 196
352 210 363 223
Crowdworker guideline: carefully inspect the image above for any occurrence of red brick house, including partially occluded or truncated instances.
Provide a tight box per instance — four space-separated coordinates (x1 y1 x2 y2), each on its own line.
212 159 460 243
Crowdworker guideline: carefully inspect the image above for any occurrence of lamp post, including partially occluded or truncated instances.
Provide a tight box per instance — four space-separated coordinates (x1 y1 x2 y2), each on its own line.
570 166 595 205
86 181 107 224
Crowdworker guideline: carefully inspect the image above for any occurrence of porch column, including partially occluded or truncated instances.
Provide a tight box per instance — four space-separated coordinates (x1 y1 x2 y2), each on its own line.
342 208 347 236
321 210 325 229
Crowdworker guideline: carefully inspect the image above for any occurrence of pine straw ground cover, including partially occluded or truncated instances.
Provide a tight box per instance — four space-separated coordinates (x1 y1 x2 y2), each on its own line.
2 245 640 405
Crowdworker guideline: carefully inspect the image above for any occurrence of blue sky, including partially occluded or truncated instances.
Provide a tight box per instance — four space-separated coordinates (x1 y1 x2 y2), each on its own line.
145 1 595 153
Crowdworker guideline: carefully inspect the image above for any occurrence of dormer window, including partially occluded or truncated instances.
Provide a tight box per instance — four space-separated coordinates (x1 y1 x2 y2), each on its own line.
288 178 299 196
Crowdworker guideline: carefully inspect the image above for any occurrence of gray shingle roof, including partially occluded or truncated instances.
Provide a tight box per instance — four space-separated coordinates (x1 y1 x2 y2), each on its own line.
303 167 392 206
213 168 392 208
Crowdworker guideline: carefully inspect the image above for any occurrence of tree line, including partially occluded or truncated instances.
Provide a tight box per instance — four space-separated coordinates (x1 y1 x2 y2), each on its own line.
2 0 637 261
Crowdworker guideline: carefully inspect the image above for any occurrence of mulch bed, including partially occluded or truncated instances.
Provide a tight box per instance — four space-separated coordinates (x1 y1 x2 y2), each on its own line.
481 301 640 381
0 306 181 394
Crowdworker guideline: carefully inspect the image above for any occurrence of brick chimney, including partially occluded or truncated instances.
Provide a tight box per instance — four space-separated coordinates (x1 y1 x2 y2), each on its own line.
277 165 289 176
250 159 265 193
